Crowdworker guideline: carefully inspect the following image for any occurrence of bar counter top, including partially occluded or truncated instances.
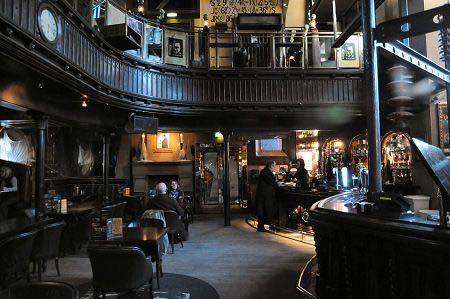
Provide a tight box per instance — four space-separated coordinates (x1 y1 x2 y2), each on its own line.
308 192 450 298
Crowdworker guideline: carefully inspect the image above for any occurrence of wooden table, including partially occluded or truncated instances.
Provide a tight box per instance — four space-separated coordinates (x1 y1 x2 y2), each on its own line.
90 226 169 288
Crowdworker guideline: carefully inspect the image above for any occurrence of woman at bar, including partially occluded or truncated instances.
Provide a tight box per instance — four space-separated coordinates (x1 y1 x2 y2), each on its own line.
294 159 308 186
256 161 278 232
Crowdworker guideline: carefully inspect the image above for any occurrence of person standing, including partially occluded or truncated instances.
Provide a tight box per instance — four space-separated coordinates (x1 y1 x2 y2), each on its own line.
294 159 308 186
256 161 279 232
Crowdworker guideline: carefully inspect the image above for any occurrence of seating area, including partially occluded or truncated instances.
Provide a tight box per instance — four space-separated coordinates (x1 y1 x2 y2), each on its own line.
0 187 193 299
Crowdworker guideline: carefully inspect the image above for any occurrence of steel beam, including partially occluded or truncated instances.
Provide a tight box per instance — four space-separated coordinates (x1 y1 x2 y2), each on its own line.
332 0 385 48
361 0 383 193
378 41 450 84
375 4 450 42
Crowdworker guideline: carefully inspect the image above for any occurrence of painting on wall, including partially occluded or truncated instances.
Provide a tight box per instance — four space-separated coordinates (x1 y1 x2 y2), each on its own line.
154 132 172 152
164 30 188 67
438 104 450 152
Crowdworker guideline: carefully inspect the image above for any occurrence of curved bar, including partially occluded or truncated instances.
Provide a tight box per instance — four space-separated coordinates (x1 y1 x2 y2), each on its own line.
309 192 450 298
0 0 364 115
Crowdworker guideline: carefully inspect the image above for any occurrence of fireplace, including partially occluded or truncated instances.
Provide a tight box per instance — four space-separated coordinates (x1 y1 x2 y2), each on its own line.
132 160 194 194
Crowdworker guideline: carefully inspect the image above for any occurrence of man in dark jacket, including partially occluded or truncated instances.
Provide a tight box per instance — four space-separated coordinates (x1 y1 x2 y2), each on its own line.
147 182 184 217
147 182 188 240
256 161 279 232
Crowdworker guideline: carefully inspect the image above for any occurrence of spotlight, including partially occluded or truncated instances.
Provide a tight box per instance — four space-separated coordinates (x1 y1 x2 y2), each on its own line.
166 12 177 18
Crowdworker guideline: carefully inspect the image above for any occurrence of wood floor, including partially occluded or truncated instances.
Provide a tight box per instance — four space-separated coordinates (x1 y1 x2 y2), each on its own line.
44 214 316 299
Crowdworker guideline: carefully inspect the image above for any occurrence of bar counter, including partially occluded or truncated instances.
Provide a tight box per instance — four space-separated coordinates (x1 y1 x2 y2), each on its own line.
308 192 450 298
276 185 341 228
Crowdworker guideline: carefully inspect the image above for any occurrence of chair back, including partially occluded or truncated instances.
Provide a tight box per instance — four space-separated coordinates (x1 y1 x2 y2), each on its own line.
9 281 78 299
112 202 126 219
32 222 66 260
140 218 164 228
124 196 142 220
87 245 152 293
163 211 182 232
0 230 37 284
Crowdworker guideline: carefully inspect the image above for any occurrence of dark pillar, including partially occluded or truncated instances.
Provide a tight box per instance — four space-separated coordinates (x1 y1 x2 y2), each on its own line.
361 0 383 193
223 132 231 226
102 135 110 203
35 117 48 221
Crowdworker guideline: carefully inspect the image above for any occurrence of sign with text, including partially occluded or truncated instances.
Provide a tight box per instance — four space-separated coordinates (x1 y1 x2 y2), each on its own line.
204 0 282 25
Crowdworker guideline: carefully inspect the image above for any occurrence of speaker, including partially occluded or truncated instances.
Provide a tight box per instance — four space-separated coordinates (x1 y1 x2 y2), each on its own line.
125 115 158 134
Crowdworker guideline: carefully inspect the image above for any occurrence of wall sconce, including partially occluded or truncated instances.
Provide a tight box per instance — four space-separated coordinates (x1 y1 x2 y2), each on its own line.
81 95 88 108
215 132 224 144
203 14 209 27
137 0 145 14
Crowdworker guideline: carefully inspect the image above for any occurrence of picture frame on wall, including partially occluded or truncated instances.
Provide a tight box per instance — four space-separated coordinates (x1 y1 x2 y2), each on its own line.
338 35 361 68
164 30 188 67
154 132 172 153
438 104 450 153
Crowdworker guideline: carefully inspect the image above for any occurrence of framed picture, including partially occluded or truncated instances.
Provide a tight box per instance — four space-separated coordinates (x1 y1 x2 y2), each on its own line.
164 30 188 67
154 132 172 152
438 104 450 152
338 35 361 68
168 37 183 58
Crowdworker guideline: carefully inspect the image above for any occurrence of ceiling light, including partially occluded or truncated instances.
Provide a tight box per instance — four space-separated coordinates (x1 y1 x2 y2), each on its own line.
166 12 177 18
137 4 144 13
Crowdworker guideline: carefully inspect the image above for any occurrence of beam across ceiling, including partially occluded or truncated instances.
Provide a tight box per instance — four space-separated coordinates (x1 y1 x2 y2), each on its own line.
332 0 385 48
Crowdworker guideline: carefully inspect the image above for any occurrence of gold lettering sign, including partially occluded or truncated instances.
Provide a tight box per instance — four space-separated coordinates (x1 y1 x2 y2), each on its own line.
204 0 282 25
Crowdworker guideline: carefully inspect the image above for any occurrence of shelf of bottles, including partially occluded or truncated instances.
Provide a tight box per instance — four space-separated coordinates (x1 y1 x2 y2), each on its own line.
382 131 412 185
295 130 320 174
350 134 368 174
322 138 346 171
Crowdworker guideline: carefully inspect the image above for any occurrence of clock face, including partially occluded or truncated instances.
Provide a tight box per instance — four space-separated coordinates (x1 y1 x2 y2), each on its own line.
39 8 58 42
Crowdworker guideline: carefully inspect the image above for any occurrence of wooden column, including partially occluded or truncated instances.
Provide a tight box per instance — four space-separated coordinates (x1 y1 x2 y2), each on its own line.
35 116 48 221
223 132 231 227
102 134 110 203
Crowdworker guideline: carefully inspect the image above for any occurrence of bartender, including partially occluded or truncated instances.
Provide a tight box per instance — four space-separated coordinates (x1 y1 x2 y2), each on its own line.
293 159 308 186
0 166 18 220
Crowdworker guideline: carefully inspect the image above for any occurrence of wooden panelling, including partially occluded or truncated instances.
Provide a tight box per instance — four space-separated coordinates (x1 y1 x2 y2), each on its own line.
0 0 364 109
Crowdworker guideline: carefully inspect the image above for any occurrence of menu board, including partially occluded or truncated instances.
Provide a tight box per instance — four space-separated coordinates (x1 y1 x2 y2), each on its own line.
205 0 282 24
411 138 450 197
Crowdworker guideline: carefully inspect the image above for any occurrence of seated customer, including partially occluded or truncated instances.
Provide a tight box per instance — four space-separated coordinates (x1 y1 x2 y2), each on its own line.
147 182 184 216
168 180 184 206
146 182 188 240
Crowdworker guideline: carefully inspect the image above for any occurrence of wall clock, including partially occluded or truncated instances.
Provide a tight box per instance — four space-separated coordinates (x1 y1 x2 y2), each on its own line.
38 6 59 43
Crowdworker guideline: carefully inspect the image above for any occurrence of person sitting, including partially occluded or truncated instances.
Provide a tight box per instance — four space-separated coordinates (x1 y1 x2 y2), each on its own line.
147 182 184 217
0 166 18 220
168 180 184 206
146 182 189 241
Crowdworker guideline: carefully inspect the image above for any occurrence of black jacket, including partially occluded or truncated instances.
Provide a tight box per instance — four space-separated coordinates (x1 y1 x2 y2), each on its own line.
256 167 278 202
294 168 308 184
147 194 184 216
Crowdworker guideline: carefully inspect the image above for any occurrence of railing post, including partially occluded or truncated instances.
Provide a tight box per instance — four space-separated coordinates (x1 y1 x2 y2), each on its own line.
271 34 276 69
303 33 308 69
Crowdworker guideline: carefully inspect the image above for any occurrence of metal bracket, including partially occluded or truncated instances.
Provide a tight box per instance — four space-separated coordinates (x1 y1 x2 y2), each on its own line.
375 4 450 42
377 40 450 84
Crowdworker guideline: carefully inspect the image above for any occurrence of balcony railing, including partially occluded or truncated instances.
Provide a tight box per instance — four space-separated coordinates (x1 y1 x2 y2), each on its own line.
99 1 363 71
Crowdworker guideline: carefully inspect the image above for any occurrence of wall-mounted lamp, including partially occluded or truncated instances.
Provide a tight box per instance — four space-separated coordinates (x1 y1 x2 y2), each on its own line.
214 131 224 144
81 95 88 108
137 0 145 14
203 14 209 27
